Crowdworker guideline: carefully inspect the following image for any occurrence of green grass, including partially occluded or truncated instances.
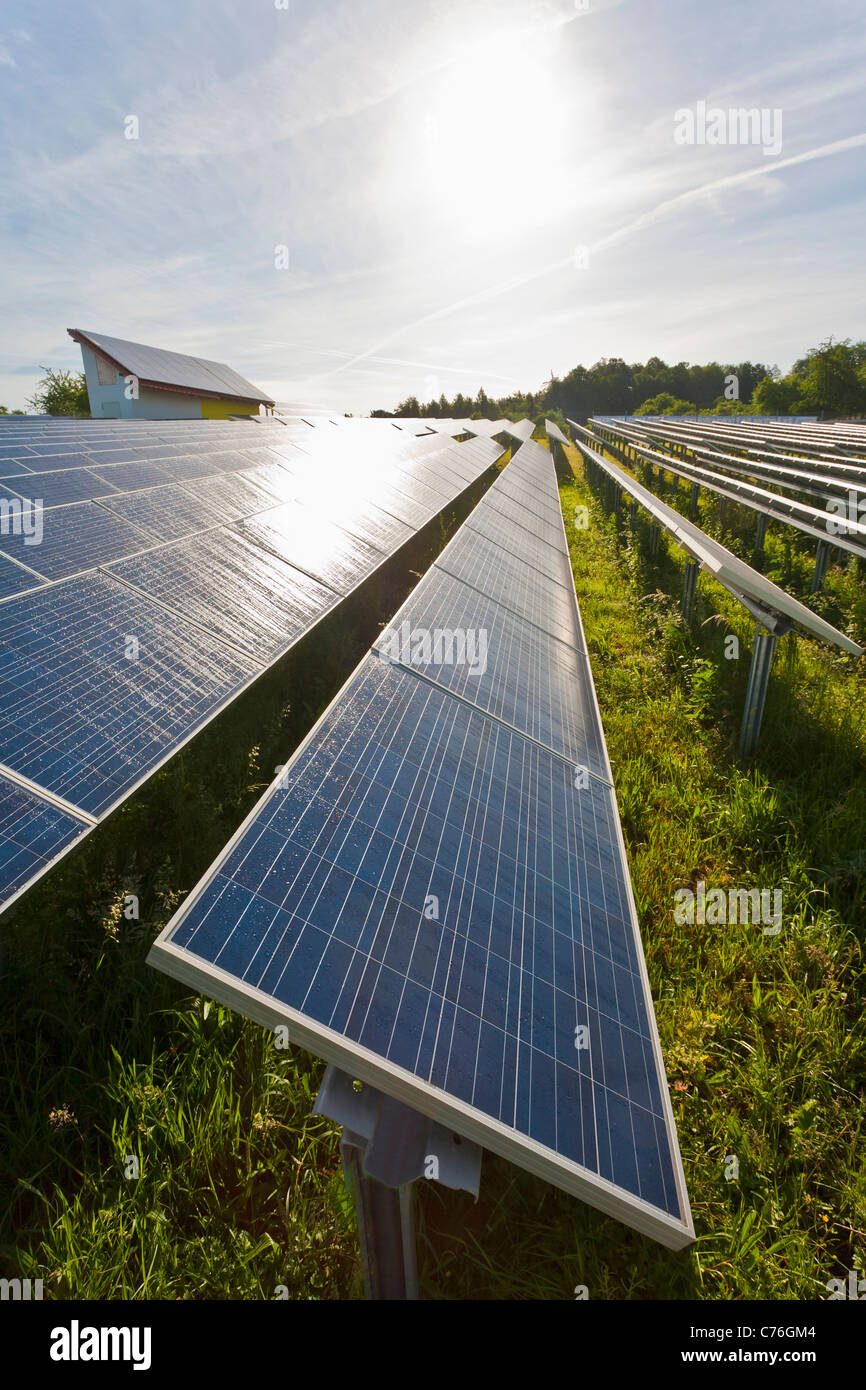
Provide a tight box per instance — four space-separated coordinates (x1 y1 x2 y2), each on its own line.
1 445 863 1300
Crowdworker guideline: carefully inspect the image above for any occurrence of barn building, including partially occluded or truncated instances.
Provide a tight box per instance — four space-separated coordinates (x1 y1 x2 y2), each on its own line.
67 328 274 419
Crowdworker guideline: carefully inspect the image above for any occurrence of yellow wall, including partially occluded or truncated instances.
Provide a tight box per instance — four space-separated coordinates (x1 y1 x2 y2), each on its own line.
200 397 261 419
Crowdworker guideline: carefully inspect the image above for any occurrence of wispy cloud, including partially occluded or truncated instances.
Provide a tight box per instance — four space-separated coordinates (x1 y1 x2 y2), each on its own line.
1 0 864 413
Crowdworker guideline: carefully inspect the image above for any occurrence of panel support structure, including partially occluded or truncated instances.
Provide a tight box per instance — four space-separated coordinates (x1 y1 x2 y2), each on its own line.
739 626 778 757
681 558 699 622
689 482 700 521
752 512 769 565
315 1064 482 1301
810 539 830 594
649 522 661 557
340 1140 418 1300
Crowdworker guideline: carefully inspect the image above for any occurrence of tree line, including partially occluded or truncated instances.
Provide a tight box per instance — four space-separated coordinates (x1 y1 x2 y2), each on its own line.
372 338 866 424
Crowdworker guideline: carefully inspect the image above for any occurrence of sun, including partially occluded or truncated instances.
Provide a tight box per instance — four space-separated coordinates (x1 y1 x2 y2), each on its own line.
421 34 565 235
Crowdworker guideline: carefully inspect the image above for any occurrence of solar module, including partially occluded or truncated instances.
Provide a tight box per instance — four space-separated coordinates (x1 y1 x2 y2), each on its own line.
570 424 862 656
105 528 340 664
0 573 261 817
437 527 581 650
0 774 91 904
238 503 386 593
0 500 152 581
149 443 694 1249
97 484 226 542
4 467 120 508
0 552 45 602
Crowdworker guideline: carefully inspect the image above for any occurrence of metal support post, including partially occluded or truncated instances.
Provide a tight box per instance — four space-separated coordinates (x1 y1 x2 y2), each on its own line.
738 626 778 757
681 558 699 622
689 481 700 521
718 496 728 528
629 500 638 527
810 539 830 594
315 1066 482 1302
341 1140 417 1300
752 512 769 565
649 523 660 557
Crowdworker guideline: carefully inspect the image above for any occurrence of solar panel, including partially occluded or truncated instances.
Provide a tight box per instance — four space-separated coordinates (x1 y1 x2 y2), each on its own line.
87 461 178 492
6 451 94 473
465 506 574 585
436 527 581 651
0 573 261 817
105 528 340 663
0 552 45 602
0 773 91 906
373 568 608 776
179 473 278 523
4 468 120 508
572 425 863 655
97 484 226 542
0 423 506 913
149 444 693 1249
239 504 385 593
0 500 151 581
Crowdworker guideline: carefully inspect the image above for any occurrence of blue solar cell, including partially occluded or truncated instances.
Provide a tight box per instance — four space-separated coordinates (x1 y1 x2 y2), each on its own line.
157 654 685 1233
0 501 150 580
0 552 44 601
0 774 90 903
0 448 36 464
0 573 261 817
3 468 115 507
87 461 178 492
14 452 100 473
105 528 340 662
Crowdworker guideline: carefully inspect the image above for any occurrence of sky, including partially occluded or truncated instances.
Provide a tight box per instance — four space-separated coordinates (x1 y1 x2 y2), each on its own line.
0 0 864 414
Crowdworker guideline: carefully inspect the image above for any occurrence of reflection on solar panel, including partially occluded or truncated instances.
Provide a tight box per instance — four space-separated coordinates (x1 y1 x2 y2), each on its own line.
106 528 343 663
0 418 504 910
239 503 385 592
149 441 694 1250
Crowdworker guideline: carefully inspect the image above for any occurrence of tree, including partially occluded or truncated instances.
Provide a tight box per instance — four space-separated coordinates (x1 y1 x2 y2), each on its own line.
27 368 90 417
751 374 801 416
0 406 25 414
634 392 695 417
795 338 866 418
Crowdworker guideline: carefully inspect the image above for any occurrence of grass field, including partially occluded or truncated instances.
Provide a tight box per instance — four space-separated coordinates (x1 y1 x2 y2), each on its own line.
1 443 863 1300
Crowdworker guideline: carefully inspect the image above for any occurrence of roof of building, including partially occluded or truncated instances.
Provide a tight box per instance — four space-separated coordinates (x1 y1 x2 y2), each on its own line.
67 329 274 405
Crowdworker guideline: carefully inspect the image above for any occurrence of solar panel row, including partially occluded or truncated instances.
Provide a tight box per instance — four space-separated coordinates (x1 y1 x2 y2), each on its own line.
0 419 504 912
149 440 694 1249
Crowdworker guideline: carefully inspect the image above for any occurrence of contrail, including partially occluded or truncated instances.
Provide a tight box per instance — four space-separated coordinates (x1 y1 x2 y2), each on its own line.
303 133 866 388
